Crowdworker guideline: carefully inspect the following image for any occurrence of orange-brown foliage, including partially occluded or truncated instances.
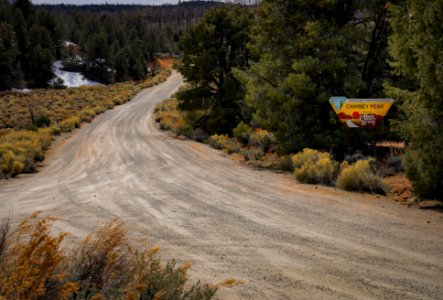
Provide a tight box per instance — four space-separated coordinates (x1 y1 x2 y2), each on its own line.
0 212 78 300
0 213 225 300
157 58 178 70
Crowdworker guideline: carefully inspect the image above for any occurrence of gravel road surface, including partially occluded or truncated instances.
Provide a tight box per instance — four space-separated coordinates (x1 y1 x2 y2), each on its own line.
1 71 442 299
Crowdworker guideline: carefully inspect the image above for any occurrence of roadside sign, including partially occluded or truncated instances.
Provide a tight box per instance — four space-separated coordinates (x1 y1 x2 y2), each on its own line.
329 97 394 128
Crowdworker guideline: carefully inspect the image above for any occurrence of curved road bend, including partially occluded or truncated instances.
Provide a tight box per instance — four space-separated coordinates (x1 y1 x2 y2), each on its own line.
0 71 442 299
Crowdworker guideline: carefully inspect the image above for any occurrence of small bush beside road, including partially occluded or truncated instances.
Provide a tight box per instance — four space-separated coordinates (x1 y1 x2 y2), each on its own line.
0 212 236 300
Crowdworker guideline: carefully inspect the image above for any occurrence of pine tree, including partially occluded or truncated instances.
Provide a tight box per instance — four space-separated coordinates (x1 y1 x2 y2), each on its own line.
176 5 253 134
114 47 130 81
0 22 23 90
237 0 395 155
387 0 443 199
27 45 54 87
26 24 55 87
85 33 113 83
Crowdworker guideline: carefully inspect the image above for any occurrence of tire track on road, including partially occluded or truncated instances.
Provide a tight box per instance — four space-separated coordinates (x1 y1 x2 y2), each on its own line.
1 71 442 299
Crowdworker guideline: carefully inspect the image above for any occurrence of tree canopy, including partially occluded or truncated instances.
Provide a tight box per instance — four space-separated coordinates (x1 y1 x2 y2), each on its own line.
176 5 253 134
387 0 443 199
235 0 398 155
0 0 60 89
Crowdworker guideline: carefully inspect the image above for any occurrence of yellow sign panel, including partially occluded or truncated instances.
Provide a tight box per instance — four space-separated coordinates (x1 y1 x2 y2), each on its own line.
329 97 394 128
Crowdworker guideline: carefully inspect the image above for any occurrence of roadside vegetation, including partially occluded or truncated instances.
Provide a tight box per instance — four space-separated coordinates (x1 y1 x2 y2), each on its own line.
0 69 170 178
0 212 238 300
155 96 389 195
169 0 442 202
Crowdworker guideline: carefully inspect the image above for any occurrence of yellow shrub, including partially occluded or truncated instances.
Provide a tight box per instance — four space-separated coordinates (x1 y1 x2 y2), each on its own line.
79 109 96 122
292 149 337 185
208 134 229 150
249 128 275 152
0 213 218 300
0 129 14 138
93 105 106 114
0 213 78 299
36 129 53 150
336 159 389 194
59 116 81 132
0 131 46 170
0 150 24 177
171 116 191 135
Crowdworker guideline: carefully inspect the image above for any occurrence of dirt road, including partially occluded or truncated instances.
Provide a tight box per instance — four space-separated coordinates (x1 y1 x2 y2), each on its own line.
1 71 442 299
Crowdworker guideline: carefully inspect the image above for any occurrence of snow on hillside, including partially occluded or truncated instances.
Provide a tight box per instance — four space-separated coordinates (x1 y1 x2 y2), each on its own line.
53 61 100 88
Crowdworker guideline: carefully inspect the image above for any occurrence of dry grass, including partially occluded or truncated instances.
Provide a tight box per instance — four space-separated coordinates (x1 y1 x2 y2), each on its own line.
383 174 413 203
0 212 234 300
155 98 191 135
157 57 178 70
0 70 171 179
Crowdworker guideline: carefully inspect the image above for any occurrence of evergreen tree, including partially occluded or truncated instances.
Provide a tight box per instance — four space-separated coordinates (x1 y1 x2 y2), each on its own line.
85 33 113 83
12 0 33 20
237 0 395 155
26 24 55 86
0 23 23 89
0 0 12 23
12 9 29 75
27 45 54 87
176 5 253 134
387 0 443 199
114 47 130 81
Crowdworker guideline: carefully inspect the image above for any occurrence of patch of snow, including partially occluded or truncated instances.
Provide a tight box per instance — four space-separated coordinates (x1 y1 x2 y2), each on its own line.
64 41 77 47
11 88 32 93
53 61 100 88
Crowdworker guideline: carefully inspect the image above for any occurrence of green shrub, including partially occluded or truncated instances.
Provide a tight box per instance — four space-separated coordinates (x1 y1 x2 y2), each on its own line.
224 139 242 154
336 159 389 194
208 134 229 150
233 121 252 145
35 115 51 128
387 155 404 173
189 128 208 142
249 129 274 152
344 153 368 164
279 155 294 171
240 147 264 161
49 125 61 136
292 149 337 185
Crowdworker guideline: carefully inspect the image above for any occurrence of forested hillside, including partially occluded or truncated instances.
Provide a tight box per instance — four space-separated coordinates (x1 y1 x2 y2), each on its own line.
41 2 222 83
0 0 221 89
0 0 61 89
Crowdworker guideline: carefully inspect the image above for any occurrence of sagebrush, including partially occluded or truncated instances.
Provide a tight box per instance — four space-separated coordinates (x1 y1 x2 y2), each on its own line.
0 212 239 300
292 149 337 185
0 70 170 179
336 159 389 194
